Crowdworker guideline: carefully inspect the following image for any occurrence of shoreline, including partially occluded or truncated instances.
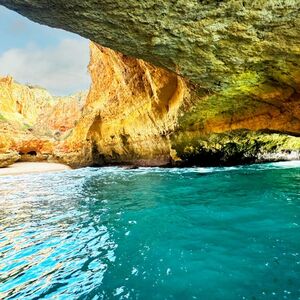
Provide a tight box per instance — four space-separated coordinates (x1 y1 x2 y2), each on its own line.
0 162 71 176
1 158 299 177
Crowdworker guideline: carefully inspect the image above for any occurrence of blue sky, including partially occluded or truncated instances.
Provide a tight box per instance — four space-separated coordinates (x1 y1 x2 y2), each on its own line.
0 5 90 95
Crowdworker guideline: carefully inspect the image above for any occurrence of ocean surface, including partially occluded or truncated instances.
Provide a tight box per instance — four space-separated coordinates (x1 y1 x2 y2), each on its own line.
0 162 299 300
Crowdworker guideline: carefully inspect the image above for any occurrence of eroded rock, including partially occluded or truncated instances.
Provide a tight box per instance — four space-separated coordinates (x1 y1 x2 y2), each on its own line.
0 75 88 166
0 151 20 168
61 43 300 167
58 43 189 167
1 1 300 92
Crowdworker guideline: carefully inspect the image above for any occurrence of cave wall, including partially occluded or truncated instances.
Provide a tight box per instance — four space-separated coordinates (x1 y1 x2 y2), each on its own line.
58 43 300 167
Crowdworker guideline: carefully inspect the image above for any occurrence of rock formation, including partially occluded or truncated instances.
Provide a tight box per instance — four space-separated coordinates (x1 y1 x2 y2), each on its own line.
0 152 20 168
1 1 300 90
56 43 189 167
56 43 300 167
0 1 299 167
0 75 87 167
0 76 54 128
34 91 86 135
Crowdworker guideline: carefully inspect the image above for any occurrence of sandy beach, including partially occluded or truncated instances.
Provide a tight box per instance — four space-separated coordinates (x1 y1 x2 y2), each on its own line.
0 162 71 176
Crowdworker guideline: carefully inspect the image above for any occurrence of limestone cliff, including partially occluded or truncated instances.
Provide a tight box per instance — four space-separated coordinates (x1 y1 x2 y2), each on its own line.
0 76 54 128
58 43 299 167
0 75 87 167
57 43 188 167
171 70 300 165
2 1 300 92
34 91 87 135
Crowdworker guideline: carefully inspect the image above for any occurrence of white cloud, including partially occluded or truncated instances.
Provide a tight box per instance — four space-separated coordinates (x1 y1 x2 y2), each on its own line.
0 38 91 95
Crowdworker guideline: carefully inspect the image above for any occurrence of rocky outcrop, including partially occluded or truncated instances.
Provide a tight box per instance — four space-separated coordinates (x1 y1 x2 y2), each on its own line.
171 70 300 165
172 130 300 166
2 1 300 91
34 91 87 136
0 76 54 128
0 151 20 168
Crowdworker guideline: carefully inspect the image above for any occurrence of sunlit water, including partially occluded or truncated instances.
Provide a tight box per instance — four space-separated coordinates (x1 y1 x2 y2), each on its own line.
0 162 300 300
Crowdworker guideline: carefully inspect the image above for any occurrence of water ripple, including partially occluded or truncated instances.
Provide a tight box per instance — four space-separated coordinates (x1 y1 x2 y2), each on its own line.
0 162 299 299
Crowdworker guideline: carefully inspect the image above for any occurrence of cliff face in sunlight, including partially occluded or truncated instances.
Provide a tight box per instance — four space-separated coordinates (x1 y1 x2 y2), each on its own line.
57 43 189 167
0 76 54 128
35 91 87 134
0 76 87 167
1 41 299 168
56 43 300 167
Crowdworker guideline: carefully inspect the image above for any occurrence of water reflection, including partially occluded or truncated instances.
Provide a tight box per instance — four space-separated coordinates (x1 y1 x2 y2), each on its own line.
0 170 118 299
0 164 299 299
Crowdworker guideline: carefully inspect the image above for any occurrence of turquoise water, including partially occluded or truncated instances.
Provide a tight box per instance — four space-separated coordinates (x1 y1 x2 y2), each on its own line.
0 162 299 300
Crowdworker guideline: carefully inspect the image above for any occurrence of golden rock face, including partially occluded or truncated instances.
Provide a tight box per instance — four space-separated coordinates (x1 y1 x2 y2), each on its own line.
61 43 189 166
62 43 299 167
35 91 87 134
0 76 87 166
0 76 54 128
1 0 300 166
0 44 299 168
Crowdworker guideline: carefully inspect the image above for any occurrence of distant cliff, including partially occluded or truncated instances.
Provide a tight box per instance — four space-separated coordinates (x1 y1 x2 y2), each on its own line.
0 76 54 128
0 75 87 167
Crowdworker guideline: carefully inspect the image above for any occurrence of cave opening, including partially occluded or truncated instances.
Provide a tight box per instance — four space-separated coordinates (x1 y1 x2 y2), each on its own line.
0 4 91 166
27 151 37 156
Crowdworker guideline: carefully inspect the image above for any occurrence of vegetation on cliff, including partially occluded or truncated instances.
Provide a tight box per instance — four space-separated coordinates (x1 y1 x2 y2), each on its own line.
172 130 300 166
